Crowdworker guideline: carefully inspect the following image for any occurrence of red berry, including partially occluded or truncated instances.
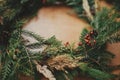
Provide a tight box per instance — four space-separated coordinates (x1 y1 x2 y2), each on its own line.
78 42 82 46
66 42 69 44
87 42 91 46
93 40 96 44
87 36 91 40
85 34 89 38
84 39 89 43
84 39 92 46
90 31 94 35
64 42 69 47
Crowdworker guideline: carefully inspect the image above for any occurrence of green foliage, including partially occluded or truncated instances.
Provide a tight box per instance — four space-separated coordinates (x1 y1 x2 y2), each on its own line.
46 36 62 47
91 8 120 44
1 59 13 80
79 63 115 80
0 0 42 47
108 31 120 43
87 68 114 80
0 29 42 80
78 8 120 73
22 30 44 42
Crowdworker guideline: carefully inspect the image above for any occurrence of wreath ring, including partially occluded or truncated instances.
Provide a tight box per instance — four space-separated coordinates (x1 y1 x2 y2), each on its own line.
0 0 120 80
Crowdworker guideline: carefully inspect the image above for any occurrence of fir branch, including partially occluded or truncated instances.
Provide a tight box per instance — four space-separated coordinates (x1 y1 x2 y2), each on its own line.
45 36 62 47
1 59 13 80
91 8 120 45
25 42 45 49
79 63 115 80
87 68 115 80
107 30 120 43
22 30 44 42
22 30 61 49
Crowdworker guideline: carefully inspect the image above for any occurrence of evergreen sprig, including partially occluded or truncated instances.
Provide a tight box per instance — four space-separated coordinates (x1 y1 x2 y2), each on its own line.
91 8 120 45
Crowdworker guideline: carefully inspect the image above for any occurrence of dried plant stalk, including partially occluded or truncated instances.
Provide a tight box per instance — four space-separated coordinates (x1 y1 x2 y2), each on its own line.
94 0 100 12
47 54 82 71
34 61 56 80
82 0 93 20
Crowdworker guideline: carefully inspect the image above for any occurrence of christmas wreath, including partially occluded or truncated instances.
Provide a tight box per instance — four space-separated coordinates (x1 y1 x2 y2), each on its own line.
0 0 120 80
